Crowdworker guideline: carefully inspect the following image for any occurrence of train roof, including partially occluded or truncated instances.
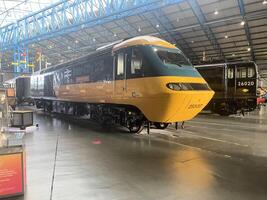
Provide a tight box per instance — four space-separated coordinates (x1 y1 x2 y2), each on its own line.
38 36 176 75
39 42 117 74
113 35 176 52
5 75 30 84
195 61 256 68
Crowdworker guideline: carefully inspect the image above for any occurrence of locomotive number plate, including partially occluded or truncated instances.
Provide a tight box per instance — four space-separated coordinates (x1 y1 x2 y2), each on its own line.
188 104 203 109
237 81 255 87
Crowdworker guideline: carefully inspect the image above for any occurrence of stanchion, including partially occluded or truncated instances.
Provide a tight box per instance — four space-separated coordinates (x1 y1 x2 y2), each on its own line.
175 122 178 130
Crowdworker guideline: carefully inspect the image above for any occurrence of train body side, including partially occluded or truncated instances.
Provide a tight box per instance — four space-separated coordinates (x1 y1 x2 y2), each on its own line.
31 36 214 123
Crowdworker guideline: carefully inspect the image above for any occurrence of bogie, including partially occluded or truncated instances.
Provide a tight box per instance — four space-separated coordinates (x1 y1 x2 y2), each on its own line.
38 99 146 133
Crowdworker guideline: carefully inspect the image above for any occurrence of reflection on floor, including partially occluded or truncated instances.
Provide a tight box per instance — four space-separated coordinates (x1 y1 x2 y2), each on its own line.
10 107 267 200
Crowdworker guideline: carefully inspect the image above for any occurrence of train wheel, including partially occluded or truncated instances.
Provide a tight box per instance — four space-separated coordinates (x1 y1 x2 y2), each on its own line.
216 103 231 116
154 122 169 129
217 109 230 116
128 120 144 134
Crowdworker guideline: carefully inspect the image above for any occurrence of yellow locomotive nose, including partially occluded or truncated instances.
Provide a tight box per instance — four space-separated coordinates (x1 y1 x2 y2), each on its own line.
129 76 214 123
138 90 214 123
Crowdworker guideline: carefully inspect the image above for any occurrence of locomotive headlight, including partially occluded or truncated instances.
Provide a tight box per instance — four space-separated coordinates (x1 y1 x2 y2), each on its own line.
166 83 182 91
166 83 211 91
242 88 249 93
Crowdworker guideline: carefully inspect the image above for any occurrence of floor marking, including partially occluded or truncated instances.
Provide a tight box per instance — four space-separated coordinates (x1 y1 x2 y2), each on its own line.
141 132 240 161
181 130 249 147
158 129 249 147
184 124 251 140
50 132 59 200
189 120 267 129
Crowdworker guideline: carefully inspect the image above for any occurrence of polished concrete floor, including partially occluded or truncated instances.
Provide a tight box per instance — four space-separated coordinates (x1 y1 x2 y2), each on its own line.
9 107 267 200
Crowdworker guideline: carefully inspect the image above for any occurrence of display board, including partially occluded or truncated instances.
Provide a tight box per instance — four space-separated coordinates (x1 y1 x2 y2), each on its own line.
0 150 25 198
11 111 33 128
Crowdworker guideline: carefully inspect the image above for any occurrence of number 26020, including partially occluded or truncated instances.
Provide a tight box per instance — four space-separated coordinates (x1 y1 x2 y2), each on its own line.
237 81 254 86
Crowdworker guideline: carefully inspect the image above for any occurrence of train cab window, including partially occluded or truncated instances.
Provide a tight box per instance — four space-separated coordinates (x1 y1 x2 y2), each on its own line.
227 68 234 79
236 67 247 78
155 48 191 67
130 48 144 78
116 53 124 77
248 67 255 78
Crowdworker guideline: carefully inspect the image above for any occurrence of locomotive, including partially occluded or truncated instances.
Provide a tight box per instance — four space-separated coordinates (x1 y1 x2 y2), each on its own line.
30 36 214 133
195 62 258 116
4 76 32 108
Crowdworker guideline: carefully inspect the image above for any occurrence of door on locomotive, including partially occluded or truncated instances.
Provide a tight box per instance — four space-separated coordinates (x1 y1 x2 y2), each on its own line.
229 63 257 96
125 47 144 98
226 64 235 96
114 47 145 99
114 51 127 98
227 62 258 112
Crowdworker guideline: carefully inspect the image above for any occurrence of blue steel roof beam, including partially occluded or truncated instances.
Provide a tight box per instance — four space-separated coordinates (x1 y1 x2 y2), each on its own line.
139 14 167 41
142 12 193 58
66 35 88 47
123 17 144 37
0 0 185 52
99 24 123 41
51 36 87 54
76 28 101 44
237 0 255 61
80 22 116 44
152 11 198 60
114 20 138 38
36 41 71 60
188 0 225 60
2 1 100 46
150 13 177 45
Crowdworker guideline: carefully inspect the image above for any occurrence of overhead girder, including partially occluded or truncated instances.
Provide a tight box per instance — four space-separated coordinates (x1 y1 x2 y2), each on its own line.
152 10 199 61
187 0 225 60
237 0 256 61
0 0 185 52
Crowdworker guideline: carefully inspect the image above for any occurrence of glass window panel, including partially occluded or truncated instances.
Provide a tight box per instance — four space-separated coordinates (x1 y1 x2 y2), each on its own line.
117 53 124 76
156 48 191 67
131 48 142 76
227 68 234 79
248 67 255 78
236 67 247 78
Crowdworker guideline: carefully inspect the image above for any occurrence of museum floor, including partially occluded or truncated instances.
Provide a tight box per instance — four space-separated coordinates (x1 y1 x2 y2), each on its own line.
10 107 267 200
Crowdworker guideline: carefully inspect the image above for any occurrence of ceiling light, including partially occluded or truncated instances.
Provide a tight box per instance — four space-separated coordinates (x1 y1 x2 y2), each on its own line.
67 46 71 50
214 10 219 15
240 20 245 26
138 27 141 32
92 38 96 42
191 40 194 43
224 35 229 39
75 40 79 44
156 24 160 28
247 47 251 52
263 0 267 4
113 33 117 37
232 53 235 56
